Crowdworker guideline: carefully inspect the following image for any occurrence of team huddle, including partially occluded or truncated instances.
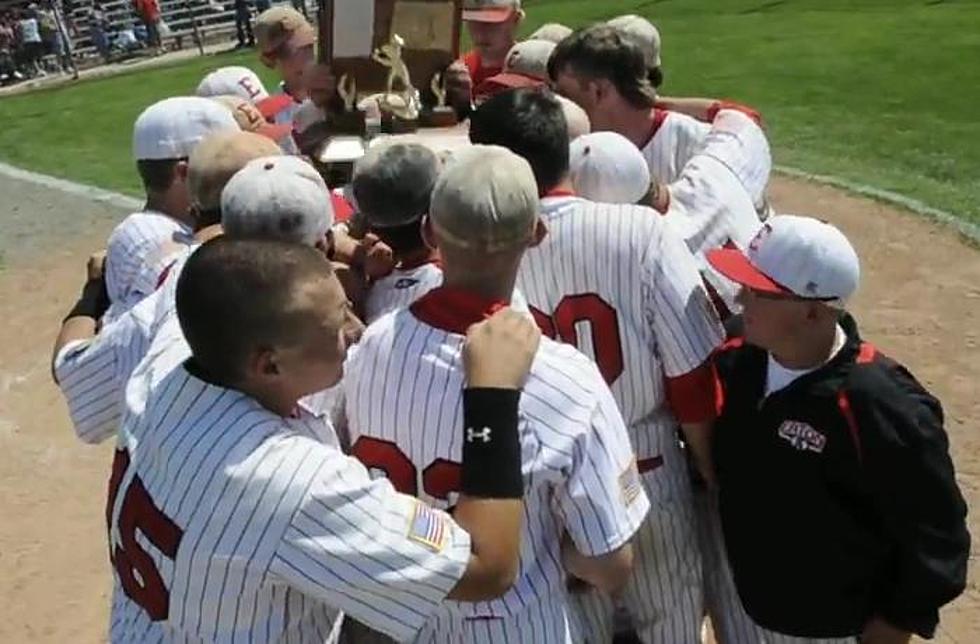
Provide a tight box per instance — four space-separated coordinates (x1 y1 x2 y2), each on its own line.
51 1 969 643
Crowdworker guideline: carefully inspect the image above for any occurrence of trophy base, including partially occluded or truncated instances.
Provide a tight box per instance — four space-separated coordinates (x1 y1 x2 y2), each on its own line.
421 108 458 128
381 113 420 134
329 110 368 137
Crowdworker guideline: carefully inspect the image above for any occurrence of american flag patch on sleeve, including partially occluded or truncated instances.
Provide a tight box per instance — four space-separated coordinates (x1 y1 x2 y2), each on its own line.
407 500 448 552
619 460 642 506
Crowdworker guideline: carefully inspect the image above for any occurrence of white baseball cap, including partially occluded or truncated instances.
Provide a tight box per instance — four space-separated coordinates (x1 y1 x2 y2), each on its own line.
430 145 538 251
462 0 521 23
221 156 334 246
569 132 650 204
708 215 860 305
133 97 241 161
196 66 270 103
607 14 662 68
529 23 572 44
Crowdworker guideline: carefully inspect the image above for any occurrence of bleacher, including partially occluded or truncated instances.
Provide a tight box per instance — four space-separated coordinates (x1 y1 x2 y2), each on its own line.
2 0 317 66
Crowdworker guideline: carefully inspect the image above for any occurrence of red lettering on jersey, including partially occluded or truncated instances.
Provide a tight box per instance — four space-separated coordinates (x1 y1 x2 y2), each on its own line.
351 437 418 496
536 294 625 385
106 449 184 621
422 459 463 505
352 439 464 504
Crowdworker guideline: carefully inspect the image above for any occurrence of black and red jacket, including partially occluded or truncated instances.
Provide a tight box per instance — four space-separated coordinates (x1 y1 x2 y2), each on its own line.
712 314 969 639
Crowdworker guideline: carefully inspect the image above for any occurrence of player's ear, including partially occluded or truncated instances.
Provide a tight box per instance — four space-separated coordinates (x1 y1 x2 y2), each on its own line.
530 219 548 248
251 348 281 379
592 78 613 105
421 215 439 251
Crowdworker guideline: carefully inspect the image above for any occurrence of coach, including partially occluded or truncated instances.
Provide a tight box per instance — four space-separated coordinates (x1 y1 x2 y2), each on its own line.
708 216 969 643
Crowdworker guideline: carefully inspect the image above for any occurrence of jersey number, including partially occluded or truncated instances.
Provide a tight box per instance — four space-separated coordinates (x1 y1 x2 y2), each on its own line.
531 294 624 384
350 437 462 502
106 449 184 621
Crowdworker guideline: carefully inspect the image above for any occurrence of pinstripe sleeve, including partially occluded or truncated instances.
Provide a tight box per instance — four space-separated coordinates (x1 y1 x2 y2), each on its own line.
699 109 772 209
643 223 724 378
554 370 650 557
54 294 158 444
675 114 711 172
270 452 471 642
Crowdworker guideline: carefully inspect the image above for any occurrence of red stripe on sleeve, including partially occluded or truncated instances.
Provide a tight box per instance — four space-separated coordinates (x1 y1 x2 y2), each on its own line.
665 360 718 424
707 101 764 126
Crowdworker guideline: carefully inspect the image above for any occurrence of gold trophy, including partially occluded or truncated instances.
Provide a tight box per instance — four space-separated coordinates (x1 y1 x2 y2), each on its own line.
422 71 459 128
329 73 368 135
371 33 421 133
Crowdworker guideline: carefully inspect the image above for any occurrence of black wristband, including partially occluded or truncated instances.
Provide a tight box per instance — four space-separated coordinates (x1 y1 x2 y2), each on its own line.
461 387 523 499
63 278 109 324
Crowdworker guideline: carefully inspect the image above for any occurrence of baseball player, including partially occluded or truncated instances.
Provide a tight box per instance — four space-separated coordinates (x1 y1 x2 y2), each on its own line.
340 146 649 642
707 216 969 643
253 6 315 127
350 141 444 325
564 110 769 319
473 38 555 102
102 97 240 322
460 0 524 90
51 137 311 445
549 22 772 213
471 89 723 644
106 234 539 642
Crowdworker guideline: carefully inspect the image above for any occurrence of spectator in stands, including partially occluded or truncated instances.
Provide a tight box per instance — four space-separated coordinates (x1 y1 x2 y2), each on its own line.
133 0 162 54
0 13 24 83
88 0 110 62
234 0 255 49
17 6 45 77
38 0 69 73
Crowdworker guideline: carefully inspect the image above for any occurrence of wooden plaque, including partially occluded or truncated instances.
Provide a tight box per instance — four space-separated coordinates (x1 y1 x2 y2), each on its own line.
320 0 462 103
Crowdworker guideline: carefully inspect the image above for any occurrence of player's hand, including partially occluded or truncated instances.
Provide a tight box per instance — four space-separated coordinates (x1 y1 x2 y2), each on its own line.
860 617 911 644
360 234 395 279
444 60 473 116
464 308 540 390
87 250 107 282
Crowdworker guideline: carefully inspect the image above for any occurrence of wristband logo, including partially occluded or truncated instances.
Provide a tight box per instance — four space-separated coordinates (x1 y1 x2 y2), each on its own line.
466 427 492 443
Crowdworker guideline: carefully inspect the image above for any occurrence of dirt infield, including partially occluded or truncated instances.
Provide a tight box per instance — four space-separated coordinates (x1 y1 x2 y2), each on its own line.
0 174 975 643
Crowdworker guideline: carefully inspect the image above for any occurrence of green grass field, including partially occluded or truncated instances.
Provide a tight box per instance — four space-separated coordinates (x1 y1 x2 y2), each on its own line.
1 0 978 224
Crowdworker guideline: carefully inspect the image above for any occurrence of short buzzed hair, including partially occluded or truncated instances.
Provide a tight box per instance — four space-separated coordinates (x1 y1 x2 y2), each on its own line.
470 88 569 192
548 24 657 110
177 237 336 385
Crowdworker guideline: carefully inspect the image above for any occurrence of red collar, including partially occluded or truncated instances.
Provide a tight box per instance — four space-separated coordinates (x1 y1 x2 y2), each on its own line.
638 108 670 149
410 286 509 334
541 187 577 199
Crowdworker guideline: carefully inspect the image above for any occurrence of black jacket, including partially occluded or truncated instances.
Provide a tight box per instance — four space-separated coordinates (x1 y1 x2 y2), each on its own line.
712 314 969 639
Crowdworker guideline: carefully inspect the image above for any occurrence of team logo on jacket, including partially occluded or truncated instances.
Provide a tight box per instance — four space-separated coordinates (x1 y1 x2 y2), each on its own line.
777 420 827 454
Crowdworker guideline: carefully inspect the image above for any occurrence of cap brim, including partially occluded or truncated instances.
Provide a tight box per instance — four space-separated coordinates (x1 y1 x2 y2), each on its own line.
462 8 516 23
475 72 544 100
707 248 789 294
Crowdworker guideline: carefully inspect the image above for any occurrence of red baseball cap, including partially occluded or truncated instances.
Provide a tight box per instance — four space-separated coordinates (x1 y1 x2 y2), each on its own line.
462 0 521 23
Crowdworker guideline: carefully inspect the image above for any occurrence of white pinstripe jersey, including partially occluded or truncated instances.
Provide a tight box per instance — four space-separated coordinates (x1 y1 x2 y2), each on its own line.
342 288 649 643
364 261 443 325
104 211 194 322
55 248 192 444
664 109 772 314
518 198 723 498
640 109 710 186
108 337 473 643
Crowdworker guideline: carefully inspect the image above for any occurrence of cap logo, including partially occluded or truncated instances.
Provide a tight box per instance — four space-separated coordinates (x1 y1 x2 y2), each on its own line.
237 76 260 100
805 281 819 294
